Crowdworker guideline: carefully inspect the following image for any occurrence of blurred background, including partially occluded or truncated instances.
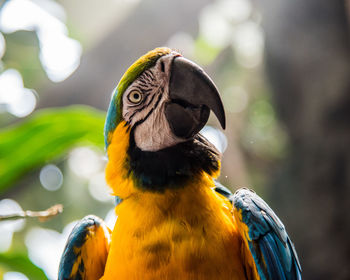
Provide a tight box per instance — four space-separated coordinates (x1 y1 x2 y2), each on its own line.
0 0 349 279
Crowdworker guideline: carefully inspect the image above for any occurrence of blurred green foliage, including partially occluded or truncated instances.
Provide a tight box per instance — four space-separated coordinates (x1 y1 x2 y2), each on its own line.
0 106 105 194
0 252 47 279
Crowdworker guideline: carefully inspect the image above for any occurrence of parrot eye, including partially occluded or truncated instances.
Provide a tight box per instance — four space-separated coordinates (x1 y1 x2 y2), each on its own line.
128 91 143 104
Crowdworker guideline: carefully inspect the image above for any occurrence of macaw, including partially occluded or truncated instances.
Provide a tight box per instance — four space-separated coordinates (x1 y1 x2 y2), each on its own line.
58 47 301 280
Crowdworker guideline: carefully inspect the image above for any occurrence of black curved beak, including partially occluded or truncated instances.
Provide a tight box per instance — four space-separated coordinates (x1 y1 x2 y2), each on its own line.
165 56 226 139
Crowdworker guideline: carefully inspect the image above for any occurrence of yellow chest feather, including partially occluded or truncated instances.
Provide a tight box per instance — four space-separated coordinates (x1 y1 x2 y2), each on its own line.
102 178 246 280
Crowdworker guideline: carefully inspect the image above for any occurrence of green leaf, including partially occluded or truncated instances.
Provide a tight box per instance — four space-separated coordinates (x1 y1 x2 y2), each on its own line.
0 252 47 279
0 105 106 194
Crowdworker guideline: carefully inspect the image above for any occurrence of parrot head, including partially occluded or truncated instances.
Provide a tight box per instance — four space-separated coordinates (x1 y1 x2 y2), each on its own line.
105 47 225 190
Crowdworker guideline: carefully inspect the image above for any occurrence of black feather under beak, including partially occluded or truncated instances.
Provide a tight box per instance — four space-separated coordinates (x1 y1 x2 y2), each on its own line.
165 56 226 139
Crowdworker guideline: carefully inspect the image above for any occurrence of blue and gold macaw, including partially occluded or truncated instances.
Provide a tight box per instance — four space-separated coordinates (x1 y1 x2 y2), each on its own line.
58 47 301 280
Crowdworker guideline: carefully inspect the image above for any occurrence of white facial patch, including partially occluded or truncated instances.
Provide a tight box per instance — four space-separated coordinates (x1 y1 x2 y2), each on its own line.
122 53 186 151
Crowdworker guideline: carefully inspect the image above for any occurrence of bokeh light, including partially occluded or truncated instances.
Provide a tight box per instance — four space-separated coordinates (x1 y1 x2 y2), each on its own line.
0 199 25 252
0 69 37 117
88 172 113 202
218 0 252 23
199 4 232 49
0 0 82 82
38 31 82 82
7 89 37 118
232 21 264 68
39 164 63 191
223 86 249 113
68 147 104 179
25 221 78 280
3 272 29 280
0 69 24 105
167 32 195 59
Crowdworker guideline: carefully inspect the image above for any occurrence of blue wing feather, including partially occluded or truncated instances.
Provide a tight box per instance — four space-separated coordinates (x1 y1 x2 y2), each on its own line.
58 215 111 280
259 234 287 279
225 188 302 280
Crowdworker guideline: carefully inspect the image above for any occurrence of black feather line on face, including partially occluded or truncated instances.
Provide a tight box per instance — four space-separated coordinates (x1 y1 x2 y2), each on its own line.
126 130 221 191
127 92 156 120
144 92 156 108
132 91 163 128
143 70 156 81
138 72 156 87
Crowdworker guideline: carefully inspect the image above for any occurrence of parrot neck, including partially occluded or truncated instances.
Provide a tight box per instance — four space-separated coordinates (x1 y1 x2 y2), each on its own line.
105 122 221 199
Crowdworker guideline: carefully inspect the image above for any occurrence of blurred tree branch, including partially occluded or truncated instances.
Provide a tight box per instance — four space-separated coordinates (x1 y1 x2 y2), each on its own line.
0 204 63 222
